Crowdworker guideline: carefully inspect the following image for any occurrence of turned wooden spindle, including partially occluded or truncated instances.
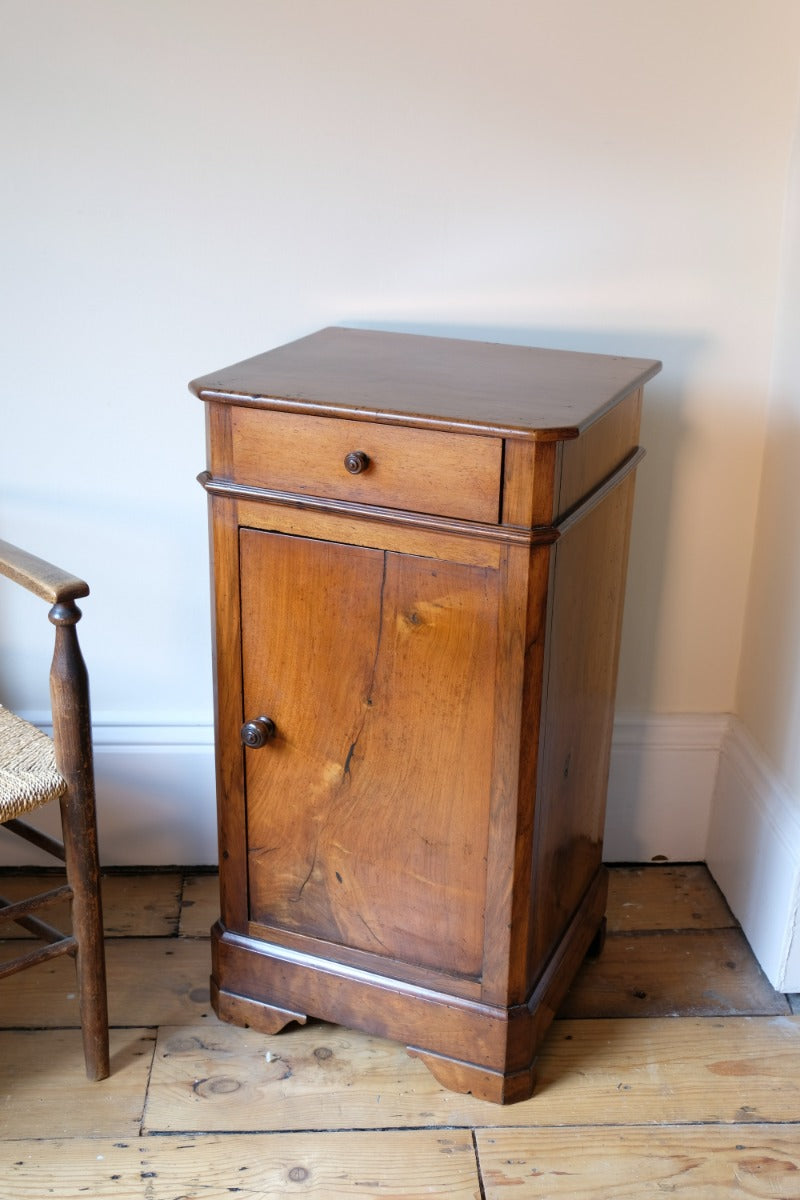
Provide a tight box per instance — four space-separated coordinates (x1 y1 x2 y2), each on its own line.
48 598 109 1082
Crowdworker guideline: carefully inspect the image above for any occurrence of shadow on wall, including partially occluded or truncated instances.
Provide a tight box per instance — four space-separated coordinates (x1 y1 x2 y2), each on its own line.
738 403 800 791
334 319 712 864
341 317 705 713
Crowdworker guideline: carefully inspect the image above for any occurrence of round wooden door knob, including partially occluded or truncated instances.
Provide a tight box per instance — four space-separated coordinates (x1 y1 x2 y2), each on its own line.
241 716 276 748
344 450 370 475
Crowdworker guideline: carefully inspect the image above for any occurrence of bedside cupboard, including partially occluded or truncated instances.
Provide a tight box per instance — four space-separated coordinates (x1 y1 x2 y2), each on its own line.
193 326 660 1103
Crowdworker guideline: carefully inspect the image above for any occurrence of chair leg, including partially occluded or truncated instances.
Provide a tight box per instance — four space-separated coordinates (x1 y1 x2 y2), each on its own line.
50 599 110 1081
61 784 109 1080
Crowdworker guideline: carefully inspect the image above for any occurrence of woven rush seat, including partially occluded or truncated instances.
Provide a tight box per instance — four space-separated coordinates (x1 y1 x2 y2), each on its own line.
0 704 66 820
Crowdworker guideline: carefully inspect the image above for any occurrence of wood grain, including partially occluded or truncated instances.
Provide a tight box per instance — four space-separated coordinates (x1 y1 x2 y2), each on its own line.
0 1131 481 1199
607 864 737 932
560 928 790 1018
0 872 182 938
0 864 765 964
534 1015 800 1126
235 495 505 569
241 529 498 979
99 873 183 937
146 1020 445 1132
0 866 797 1197
501 437 540 525
208 494 249 931
476 1125 800 1198
0 538 89 604
0 1028 154 1139
555 386 642 517
144 1014 800 1131
527 473 636 975
191 326 660 440
231 405 502 523
0 938 211 1027
203 330 654 1101
179 872 219 937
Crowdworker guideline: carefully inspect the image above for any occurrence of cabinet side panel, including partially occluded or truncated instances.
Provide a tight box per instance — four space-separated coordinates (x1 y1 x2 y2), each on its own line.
555 388 642 519
241 530 498 981
527 471 638 977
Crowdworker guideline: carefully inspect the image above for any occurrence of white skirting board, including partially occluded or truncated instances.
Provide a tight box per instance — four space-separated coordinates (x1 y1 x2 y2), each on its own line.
603 713 729 863
707 718 800 993
2 713 726 867
0 722 219 868
3 713 799 992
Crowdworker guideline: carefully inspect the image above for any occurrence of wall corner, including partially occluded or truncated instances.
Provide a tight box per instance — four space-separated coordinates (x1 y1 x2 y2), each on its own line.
706 715 800 991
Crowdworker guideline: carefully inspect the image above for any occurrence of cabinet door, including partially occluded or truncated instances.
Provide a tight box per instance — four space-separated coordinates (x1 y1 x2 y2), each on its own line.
239 527 500 982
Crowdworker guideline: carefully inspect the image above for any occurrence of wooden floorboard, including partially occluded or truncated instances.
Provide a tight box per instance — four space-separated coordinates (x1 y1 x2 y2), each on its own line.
1 863 799 1200
142 1013 800 1131
0 937 212 1027
178 872 220 937
0 1131 482 1199
560 927 790 1018
476 1125 800 1198
605 863 736 932
0 1028 155 1139
0 871 183 938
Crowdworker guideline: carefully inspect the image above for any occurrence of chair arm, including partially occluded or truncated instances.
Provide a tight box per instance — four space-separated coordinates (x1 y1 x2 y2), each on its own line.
0 539 89 605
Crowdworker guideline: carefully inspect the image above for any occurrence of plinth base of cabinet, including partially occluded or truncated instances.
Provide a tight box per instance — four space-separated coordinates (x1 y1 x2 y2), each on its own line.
210 975 535 1103
210 978 308 1035
406 1046 539 1105
210 868 607 1105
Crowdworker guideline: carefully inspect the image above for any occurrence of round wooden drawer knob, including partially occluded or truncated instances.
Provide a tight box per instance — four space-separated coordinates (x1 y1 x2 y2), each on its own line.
241 716 276 748
344 450 370 475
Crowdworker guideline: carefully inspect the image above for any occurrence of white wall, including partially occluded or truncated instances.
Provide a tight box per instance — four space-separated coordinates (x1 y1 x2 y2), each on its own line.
736 89 800 796
2 1 800 864
707 75 800 990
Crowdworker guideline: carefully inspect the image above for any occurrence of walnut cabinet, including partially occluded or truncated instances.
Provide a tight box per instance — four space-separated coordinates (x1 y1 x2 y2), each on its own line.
193 327 660 1103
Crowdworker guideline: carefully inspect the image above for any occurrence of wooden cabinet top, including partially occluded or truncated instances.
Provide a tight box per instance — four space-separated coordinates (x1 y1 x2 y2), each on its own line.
191 327 660 442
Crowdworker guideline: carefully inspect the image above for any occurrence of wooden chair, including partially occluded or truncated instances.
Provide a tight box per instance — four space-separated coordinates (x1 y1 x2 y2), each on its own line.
0 539 109 1080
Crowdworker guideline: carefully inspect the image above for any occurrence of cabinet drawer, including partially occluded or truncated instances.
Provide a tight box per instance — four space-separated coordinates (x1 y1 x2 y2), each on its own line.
229 407 502 523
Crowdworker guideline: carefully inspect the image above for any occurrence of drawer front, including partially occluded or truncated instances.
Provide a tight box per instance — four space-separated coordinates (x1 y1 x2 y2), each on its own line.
229 407 502 523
